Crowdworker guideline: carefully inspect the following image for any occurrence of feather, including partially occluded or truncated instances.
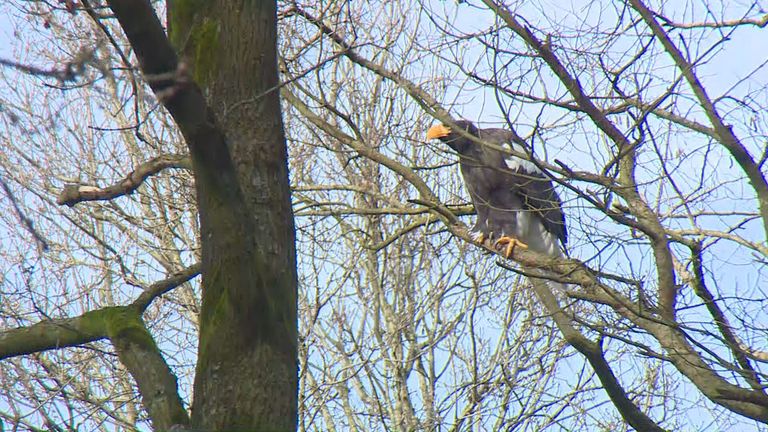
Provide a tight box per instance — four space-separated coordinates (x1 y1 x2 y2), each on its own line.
524 218 567 291
427 120 569 286
501 142 543 175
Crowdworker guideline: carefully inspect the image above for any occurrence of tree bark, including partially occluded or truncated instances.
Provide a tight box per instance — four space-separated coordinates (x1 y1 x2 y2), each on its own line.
108 0 297 429
167 0 298 430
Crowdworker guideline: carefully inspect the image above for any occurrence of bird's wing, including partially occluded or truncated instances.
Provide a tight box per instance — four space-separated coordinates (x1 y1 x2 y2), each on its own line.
502 141 567 245
476 129 568 246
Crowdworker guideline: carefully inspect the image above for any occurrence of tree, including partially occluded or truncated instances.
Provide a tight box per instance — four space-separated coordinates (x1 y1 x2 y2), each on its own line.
1 0 296 430
1 0 767 431
281 1 768 430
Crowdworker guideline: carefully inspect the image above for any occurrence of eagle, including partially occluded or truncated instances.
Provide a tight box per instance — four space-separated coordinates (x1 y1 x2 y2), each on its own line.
426 120 567 260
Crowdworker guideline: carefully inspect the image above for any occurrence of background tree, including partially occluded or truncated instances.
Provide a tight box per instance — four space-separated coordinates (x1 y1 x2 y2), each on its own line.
0 0 296 430
1 0 767 431
281 1 768 430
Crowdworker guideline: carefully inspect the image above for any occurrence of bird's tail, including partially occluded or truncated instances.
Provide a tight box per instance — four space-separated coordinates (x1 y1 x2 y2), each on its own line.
524 223 567 292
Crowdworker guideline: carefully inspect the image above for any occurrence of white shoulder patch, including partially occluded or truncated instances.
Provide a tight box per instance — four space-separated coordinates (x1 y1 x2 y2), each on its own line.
502 142 542 174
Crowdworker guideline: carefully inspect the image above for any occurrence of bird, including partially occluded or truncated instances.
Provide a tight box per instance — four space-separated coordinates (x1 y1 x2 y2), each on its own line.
426 119 567 261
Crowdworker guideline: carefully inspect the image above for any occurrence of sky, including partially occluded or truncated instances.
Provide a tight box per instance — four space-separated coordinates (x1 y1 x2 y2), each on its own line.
0 0 767 431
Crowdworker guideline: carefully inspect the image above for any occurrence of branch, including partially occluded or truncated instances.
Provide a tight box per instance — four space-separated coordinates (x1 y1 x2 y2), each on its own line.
687 243 764 392
0 46 96 83
671 227 768 257
0 308 109 360
518 275 670 432
468 81 721 140
0 176 49 251
132 262 201 312
629 0 768 240
483 0 679 319
0 264 199 360
290 5 454 126
105 0 243 208
447 208 768 423
107 309 190 430
282 86 458 227
551 250 768 422
0 263 199 428
57 153 191 206
740 346 768 363
657 13 768 29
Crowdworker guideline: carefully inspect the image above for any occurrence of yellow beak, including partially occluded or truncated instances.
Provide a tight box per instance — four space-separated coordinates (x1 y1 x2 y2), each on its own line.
426 124 451 140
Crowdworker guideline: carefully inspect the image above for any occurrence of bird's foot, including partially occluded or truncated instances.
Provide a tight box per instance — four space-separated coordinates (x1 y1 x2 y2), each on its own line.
471 231 496 248
470 230 485 243
494 236 528 258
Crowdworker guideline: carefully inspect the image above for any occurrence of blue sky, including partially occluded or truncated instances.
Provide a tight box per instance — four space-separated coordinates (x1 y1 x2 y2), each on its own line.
1 1 767 431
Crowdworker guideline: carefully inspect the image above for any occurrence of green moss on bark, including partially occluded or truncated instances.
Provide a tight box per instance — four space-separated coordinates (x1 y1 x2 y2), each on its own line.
191 19 220 87
167 0 220 88
103 307 158 351
196 271 231 363
167 0 208 47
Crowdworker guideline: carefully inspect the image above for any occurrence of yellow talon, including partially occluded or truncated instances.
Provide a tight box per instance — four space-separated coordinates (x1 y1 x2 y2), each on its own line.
494 236 528 258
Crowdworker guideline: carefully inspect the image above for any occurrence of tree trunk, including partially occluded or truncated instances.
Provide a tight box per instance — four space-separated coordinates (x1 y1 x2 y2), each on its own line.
168 1 297 429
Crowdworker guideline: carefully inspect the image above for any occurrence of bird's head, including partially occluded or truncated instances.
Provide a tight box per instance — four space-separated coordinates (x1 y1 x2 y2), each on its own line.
426 120 478 153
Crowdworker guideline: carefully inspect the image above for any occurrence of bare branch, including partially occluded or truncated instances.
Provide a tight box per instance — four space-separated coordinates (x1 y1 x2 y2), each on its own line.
57 154 191 206
0 46 96 83
290 4 455 126
282 86 459 226
107 310 190 430
0 263 198 361
686 243 764 392
0 310 108 360
517 274 670 432
0 176 49 251
629 0 768 239
657 13 768 29
132 262 201 312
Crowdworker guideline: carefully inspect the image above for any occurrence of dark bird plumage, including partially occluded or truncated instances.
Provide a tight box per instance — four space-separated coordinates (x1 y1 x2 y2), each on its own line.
427 119 567 258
